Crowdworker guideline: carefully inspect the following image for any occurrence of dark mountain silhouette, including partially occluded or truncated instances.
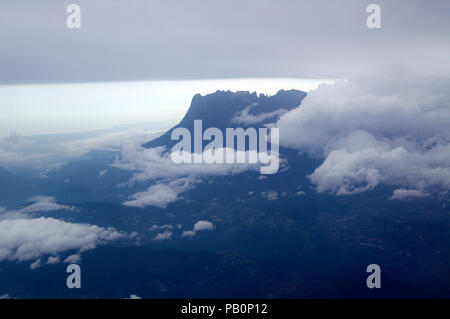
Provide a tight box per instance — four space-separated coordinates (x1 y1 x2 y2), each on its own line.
143 89 306 149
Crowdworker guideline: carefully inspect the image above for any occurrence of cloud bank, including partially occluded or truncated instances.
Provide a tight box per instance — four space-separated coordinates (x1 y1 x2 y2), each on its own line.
114 145 261 208
277 73 450 198
0 217 125 263
232 103 288 125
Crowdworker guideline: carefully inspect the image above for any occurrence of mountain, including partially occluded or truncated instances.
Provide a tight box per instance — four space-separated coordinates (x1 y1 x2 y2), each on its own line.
0 166 22 186
134 89 450 298
143 89 306 149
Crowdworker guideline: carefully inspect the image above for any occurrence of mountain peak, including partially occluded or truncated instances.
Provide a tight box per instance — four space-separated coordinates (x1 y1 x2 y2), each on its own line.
143 89 306 149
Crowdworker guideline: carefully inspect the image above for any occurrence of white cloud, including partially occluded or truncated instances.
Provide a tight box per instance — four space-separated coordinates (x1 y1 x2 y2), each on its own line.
260 191 278 201
0 217 125 263
0 124 165 176
181 230 196 238
64 254 81 264
0 196 130 266
18 196 77 214
128 294 142 299
61 130 162 159
115 145 263 208
0 196 77 221
181 220 215 238
98 169 108 178
123 179 193 209
149 224 174 231
30 258 41 270
0 294 11 299
154 230 173 241
277 74 450 197
113 145 259 184
47 256 61 264
390 189 430 201
193 220 215 232
232 103 288 125
308 131 450 195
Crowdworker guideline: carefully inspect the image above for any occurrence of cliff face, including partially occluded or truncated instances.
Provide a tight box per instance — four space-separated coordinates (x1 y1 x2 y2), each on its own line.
143 89 306 149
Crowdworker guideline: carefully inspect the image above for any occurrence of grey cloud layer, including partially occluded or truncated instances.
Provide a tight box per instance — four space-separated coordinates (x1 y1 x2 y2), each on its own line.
1 0 449 84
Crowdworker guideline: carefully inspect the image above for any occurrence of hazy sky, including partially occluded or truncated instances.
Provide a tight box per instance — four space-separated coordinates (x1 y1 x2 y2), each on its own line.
0 78 333 137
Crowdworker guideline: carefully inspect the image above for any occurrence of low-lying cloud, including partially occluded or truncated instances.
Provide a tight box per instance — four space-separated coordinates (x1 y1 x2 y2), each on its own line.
0 196 128 267
123 179 193 209
0 123 166 176
232 103 288 125
154 230 173 241
390 189 430 201
193 220 215 232
181 220 215 238
19 196 77 214
0 216 125 263
114 145 262 208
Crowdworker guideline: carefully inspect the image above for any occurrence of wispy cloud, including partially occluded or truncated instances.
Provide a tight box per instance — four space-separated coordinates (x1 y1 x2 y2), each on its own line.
123 179 193 209
390 189 430 201
0 124 166 175
114 145 262 208
232 103 288 125
154 230 173 241
193 220 215 232
0 216 126 263
181 220 215 238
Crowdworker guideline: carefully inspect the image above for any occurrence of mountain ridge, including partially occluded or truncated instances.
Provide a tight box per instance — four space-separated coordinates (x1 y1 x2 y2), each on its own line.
143 89 306 149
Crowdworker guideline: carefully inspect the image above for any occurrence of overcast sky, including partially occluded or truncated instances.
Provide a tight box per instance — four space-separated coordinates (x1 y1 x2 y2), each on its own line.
0 78 332 137
1 0 449 84
0 0 449 136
